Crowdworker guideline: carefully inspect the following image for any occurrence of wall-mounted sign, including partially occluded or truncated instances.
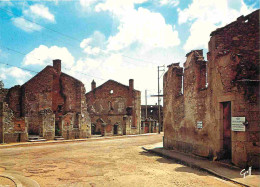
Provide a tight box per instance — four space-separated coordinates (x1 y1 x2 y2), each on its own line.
197 121 203 129
232 117 245 131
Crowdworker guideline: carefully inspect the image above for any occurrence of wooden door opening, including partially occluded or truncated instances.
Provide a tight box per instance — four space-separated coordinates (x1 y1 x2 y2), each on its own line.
222 101 231 159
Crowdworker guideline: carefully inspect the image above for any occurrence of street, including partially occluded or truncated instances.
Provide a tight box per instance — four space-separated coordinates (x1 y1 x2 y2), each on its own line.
0 134 236 186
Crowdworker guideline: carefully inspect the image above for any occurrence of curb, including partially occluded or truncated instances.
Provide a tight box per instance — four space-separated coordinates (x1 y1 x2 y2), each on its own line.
0 133 160 149
142 147 249 187
0 174 23 187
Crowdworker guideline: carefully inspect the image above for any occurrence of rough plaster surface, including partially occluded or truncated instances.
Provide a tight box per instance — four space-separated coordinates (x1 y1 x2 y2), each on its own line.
163 10 259 168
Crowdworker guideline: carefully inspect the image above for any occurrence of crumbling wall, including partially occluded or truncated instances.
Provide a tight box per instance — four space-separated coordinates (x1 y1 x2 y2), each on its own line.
207 10 259 168
0 102 27 143
60 74 81 113
86 80 141 135
131 90 141 134
163 10 259 168
0 60 91 143
5 86 22 118
22 66 55 135
60 74 91 138
39 110 55 140
163 63 184 149
164 55 211 156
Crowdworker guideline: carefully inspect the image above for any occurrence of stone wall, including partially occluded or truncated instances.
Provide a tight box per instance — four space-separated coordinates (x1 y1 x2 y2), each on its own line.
163 10 259 168
0 88 8 103
86 79 141 135
0 102 28 143
22 66 55 135
0 60 91 143
141 105 162 133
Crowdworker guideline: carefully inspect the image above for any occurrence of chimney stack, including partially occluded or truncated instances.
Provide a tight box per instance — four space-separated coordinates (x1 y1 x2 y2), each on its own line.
91 80 96 90
53 59 61 74
129 79 134 91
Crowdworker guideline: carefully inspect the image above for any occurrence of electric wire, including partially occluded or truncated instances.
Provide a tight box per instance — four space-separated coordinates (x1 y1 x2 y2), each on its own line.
0 7 159 65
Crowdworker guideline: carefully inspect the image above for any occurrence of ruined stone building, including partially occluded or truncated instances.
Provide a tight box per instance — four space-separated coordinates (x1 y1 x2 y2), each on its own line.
141 105 163 133
85 79 141 136
0 60 91 143
163 10 259 168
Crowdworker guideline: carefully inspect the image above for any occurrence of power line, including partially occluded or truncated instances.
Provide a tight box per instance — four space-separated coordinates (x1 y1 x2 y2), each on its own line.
122 55 157 65
0 60 145 91
63 67 106 80
0 44 153 81
0 61 38 74
0 44 107 79
0 60 107 81
0 45 41 61
0 7 160 65
0 8 81 43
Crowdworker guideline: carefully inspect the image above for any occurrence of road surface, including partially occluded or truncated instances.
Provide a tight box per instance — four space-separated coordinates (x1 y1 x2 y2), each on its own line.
0 134 236 186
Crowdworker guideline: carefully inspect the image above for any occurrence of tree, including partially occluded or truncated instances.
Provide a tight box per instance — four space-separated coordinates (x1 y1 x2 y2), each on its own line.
0 80 4 89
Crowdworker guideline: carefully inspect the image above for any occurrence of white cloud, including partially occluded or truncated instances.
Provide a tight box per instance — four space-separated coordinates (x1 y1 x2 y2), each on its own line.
11 17 42 32
183 20 216 52
178 0 255 52
80 31 106 55
23 45 75 68
0 66 32 85
88 1 180 52
24 4 55 22
95 0 148 14
12 4 55 32
80 0 180 53
107 8 180 51
77 0 182 104
80 0 99 8
160 0 179 7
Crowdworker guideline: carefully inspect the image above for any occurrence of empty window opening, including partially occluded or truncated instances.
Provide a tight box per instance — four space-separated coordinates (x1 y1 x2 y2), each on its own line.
110 90 114 94
58 105 62 112
108 101 113 110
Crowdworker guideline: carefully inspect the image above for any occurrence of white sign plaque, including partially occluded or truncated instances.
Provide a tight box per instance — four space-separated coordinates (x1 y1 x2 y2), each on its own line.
197 121 203 129
232 117 245 131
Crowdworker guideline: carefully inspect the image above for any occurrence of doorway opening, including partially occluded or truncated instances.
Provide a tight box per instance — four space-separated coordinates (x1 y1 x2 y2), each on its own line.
55 121 61 136
222 101 231 159
113 124 118 135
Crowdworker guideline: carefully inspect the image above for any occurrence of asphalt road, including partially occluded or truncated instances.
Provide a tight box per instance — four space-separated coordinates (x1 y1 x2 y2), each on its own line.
0 134 236 187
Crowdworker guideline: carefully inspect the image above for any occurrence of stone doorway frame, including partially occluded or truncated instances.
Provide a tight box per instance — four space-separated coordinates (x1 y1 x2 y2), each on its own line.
217 95 235 160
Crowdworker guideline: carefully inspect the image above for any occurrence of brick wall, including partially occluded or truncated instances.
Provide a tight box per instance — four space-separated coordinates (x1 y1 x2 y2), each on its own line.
0 60 91 143
86 80 141 135
163 10 259 168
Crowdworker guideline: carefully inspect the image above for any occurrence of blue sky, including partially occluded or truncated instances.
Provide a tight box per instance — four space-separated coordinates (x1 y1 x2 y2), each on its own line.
0 0 259 104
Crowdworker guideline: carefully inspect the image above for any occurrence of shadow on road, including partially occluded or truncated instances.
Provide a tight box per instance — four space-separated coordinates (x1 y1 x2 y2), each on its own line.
139 150 209 177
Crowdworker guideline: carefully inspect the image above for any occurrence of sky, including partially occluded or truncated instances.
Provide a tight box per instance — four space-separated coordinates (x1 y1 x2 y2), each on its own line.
0 0 259 104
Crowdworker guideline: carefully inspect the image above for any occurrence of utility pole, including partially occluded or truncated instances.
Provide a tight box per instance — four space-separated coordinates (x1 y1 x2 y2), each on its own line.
145 90 147 119
157 65 165 134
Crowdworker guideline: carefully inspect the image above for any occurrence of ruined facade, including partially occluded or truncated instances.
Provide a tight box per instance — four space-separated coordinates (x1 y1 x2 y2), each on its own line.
85 79 141 136
0 60 91 143
141 105 163 133
163 10 259 168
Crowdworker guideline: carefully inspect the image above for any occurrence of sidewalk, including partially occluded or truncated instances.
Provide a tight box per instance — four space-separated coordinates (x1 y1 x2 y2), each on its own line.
0 133 158 149
143 142 260 187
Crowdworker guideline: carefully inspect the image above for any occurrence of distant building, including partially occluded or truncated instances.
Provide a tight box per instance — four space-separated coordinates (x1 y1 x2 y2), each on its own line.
141 105 163 133
163 10 259 168
85 79 141 136
0 60 91 143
